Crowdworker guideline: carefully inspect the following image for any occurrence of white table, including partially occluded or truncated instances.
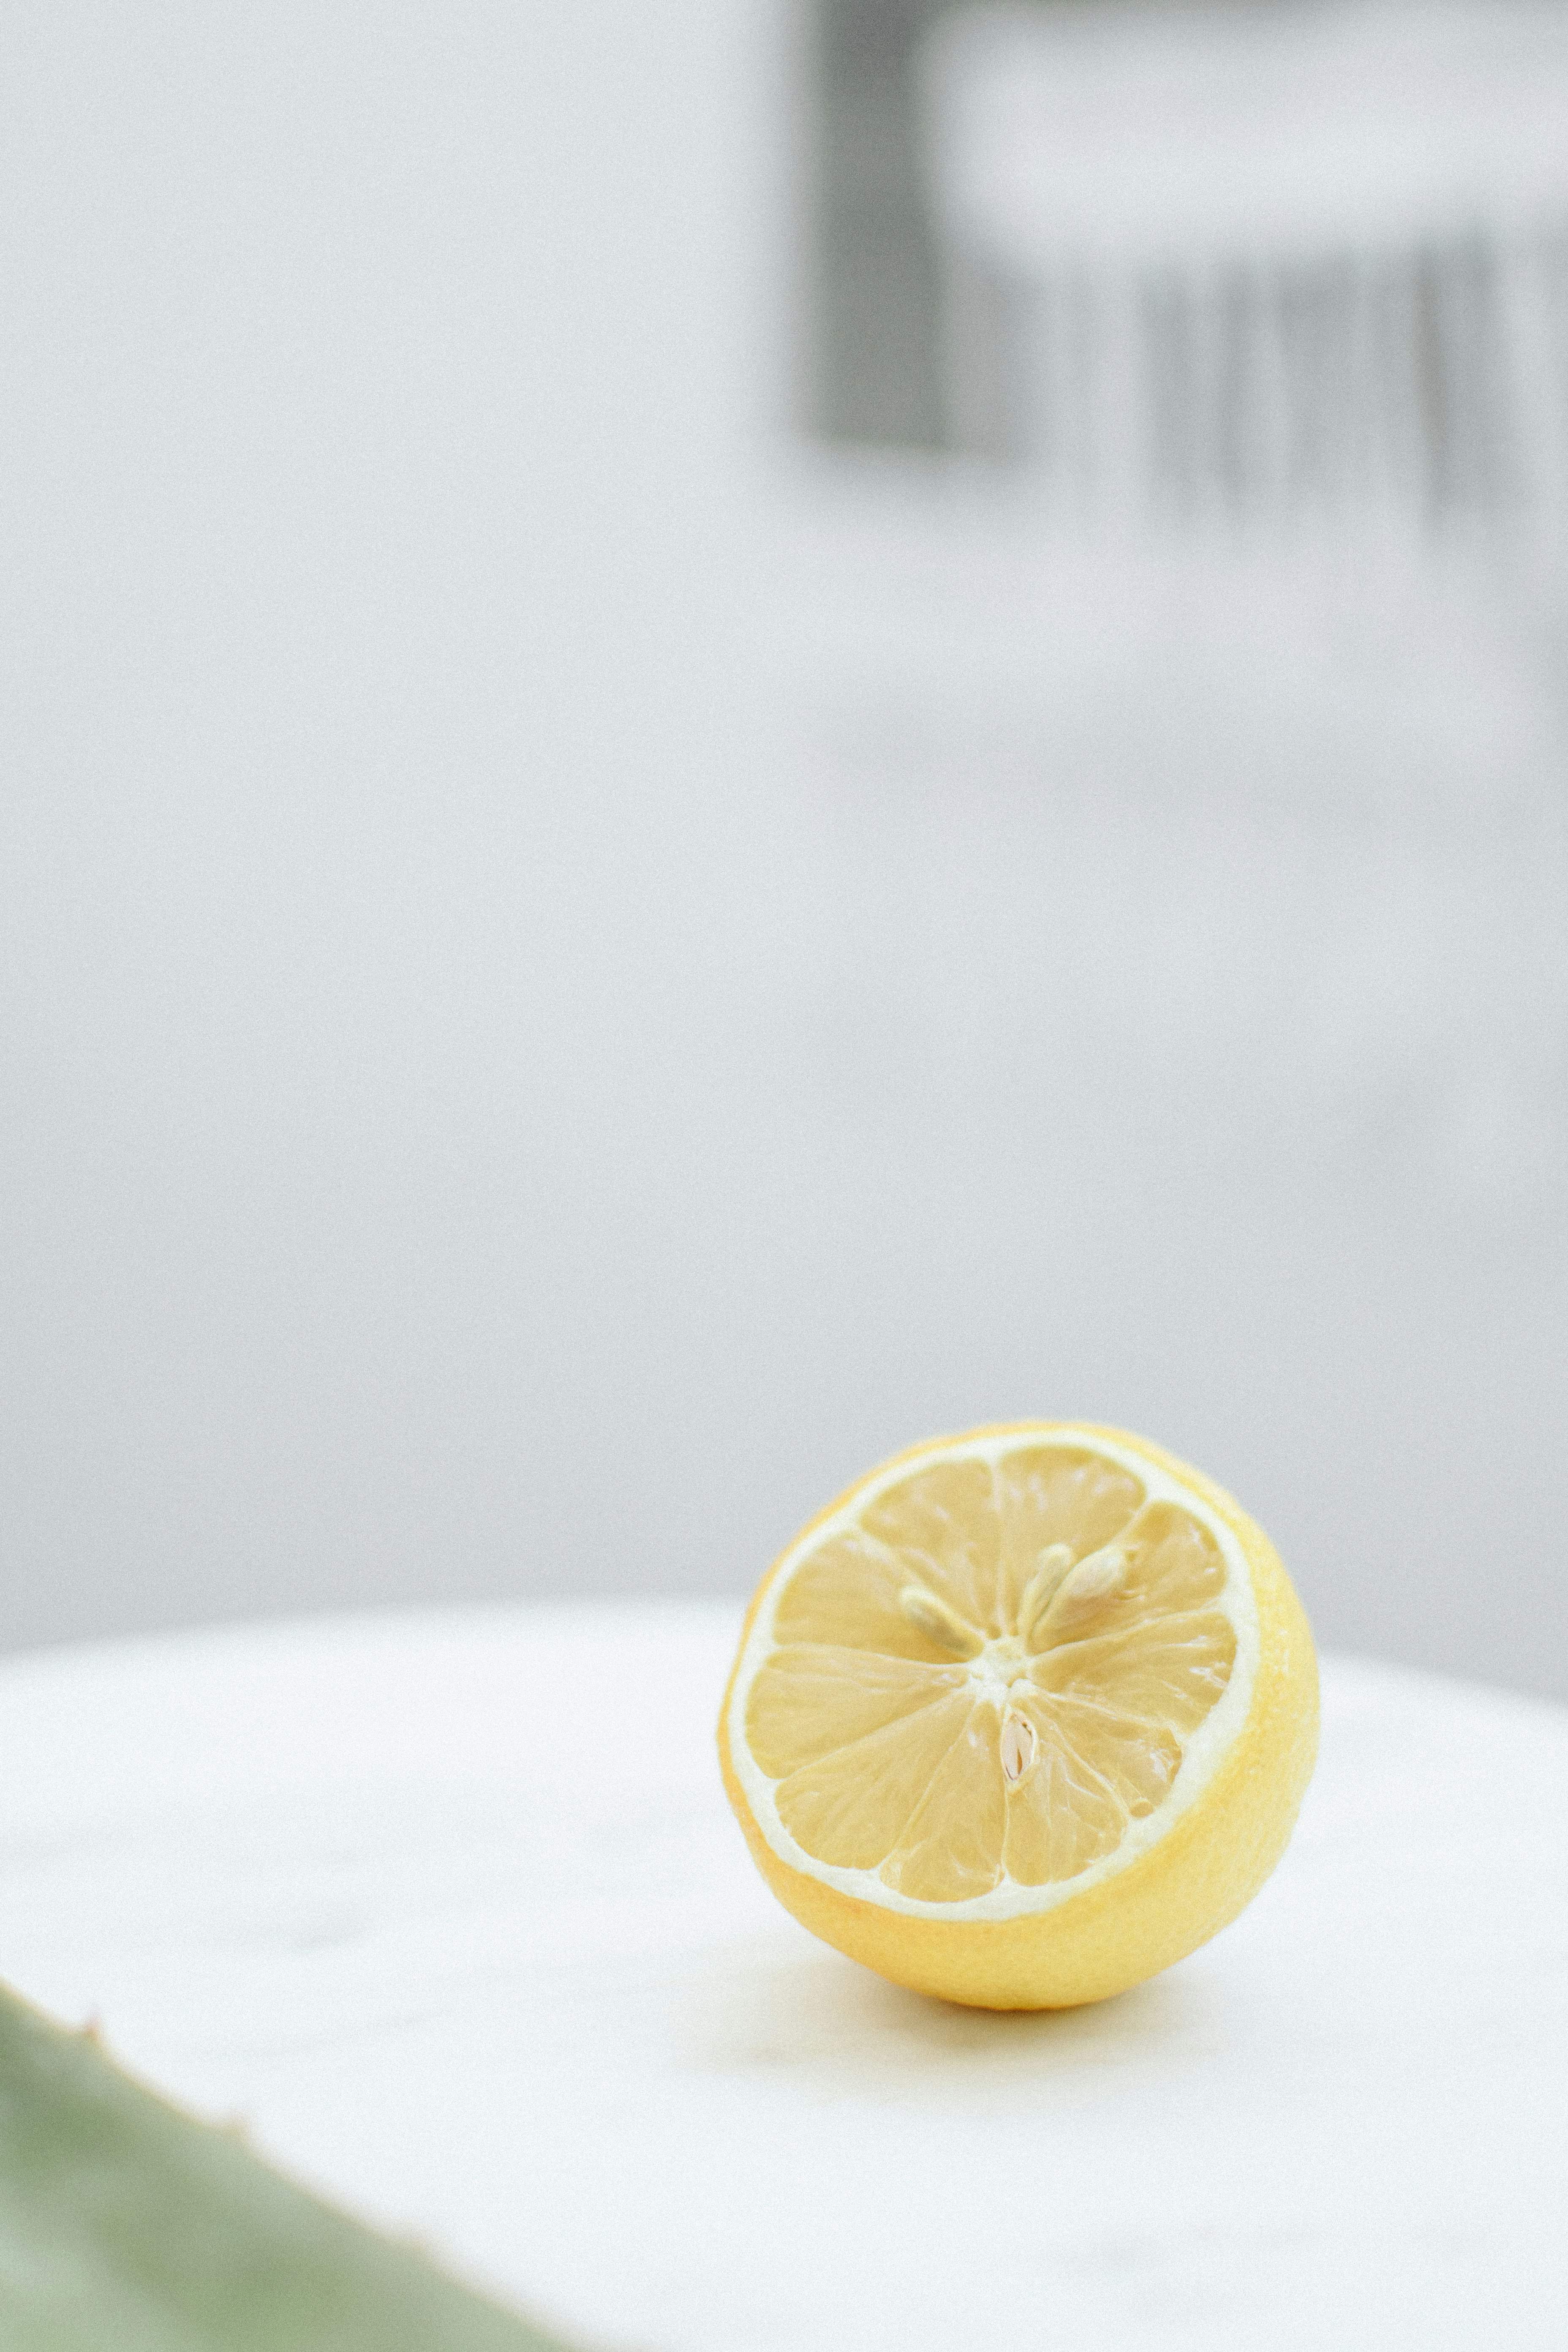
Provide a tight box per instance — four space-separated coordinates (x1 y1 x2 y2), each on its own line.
2 1603 1564 2351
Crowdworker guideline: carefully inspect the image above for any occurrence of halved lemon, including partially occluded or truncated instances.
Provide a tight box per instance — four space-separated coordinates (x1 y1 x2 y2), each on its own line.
719 1423 1318 2009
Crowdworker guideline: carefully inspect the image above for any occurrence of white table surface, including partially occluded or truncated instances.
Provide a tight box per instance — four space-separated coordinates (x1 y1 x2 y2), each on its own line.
1 1602 1564 2352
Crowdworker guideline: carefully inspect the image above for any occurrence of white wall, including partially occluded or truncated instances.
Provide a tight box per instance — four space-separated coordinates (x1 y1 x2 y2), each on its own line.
3 2 1566 1699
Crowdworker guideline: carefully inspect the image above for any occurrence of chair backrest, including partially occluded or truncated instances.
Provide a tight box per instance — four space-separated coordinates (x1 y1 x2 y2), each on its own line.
922 2 1568 528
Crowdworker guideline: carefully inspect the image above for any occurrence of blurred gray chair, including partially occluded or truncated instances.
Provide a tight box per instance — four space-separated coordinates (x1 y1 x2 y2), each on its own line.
922 2 1568 536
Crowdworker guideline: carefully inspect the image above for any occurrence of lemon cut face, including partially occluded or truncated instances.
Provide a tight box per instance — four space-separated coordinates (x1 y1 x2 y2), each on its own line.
730 1428 1250 1914
721 1424 1317 2004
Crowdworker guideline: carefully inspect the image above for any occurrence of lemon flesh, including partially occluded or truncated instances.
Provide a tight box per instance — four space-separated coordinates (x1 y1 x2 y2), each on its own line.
719 1424 1318 2009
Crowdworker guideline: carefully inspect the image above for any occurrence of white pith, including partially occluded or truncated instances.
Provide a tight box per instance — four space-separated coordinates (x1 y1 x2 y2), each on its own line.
727 1427 1260 1922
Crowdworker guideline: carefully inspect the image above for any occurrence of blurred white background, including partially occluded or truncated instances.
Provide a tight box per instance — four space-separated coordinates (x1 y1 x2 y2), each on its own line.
2 0 1565 1698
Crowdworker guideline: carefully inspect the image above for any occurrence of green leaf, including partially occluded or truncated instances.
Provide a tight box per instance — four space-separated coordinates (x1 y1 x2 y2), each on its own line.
0 1980 576 2352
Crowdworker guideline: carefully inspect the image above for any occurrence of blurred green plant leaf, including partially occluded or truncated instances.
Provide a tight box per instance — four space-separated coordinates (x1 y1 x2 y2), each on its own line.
0 1979 576 2352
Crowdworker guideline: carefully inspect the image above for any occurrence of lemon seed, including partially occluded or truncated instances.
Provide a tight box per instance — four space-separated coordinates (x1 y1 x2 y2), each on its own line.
999 1710 1038 1785
898 1585 984 1658
1018 1544 1075 1644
